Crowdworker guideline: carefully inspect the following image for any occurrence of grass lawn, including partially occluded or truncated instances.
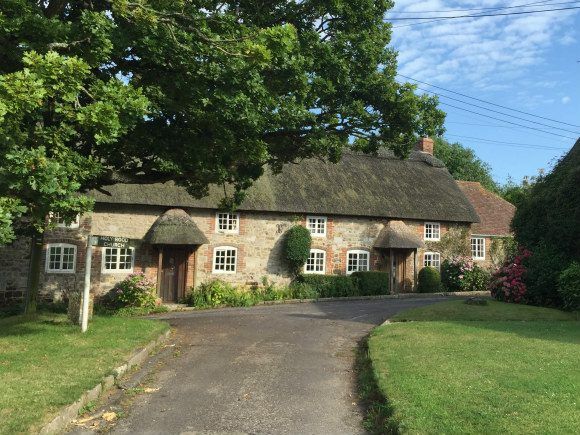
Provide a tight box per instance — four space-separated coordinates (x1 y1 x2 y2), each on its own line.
368 300 580 434
0 314 168 434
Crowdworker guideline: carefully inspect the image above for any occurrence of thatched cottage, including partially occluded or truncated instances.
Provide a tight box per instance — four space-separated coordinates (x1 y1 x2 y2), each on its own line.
0 138 485 304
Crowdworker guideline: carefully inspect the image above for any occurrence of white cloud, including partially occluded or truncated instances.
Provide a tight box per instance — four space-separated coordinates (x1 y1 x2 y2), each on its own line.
388 1 580 91
561 96 571 104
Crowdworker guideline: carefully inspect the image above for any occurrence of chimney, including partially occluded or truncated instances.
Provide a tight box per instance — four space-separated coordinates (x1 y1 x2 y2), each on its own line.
415 137 434 155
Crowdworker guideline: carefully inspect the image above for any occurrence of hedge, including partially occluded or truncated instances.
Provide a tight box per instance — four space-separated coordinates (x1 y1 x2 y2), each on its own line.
298 271 390 298
350 271 389 295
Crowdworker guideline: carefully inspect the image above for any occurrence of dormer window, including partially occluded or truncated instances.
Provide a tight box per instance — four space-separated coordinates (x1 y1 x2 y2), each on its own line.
216 212 239 234
306 216 327 237
424 222 440 241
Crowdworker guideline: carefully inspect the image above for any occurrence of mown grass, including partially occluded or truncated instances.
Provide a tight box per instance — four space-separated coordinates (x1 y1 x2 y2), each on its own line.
367 300 580 434
0 314 168 434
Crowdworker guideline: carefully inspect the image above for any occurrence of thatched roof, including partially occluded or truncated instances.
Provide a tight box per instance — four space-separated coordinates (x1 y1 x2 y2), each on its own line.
374 221 425 249
91 150 479 223
146 209 208 245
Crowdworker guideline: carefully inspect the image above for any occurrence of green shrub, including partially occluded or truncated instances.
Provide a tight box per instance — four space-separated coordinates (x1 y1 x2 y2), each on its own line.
417 267 441 293
523 244 565 307
351 271 389 295
462 265 491 292
558 262 580 311
108 273 159 309
259 276 292 301
289 282 319 299
284 225 312 274
298 274 359 298
184 280 237 308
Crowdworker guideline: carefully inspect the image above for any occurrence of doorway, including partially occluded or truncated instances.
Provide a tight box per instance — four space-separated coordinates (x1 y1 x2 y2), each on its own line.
159 247 189 302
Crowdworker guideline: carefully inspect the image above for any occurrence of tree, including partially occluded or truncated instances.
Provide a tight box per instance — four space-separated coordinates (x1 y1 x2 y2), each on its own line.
1 0 445 312
433 137 499 192
498 174 538 207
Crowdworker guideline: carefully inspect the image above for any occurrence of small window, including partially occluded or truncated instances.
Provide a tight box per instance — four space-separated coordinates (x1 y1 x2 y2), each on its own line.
423 252 441 270
213 246 237 273
46 243 77 273
471 237 486 260
306 216 327 237
102 247 134 273
424 222 440 241
304 249 326 274
49 212 80 229
216 212 239 234
346 250 370 274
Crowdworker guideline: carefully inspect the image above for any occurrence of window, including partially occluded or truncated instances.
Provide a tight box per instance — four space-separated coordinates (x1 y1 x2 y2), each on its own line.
49 212 80 229
46 243 77 273
213 246 237 273
424 222 440 241
304 249 326 274
102 247 134 272
216 212 239 234
306 216 327 237
423 252 441 270
471 237 486 260
346 250 370 274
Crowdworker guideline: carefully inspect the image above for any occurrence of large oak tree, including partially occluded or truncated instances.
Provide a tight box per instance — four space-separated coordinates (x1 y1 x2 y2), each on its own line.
0 0 445 312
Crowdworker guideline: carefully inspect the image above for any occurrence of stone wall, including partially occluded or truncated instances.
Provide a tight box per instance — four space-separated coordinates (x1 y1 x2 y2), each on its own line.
0 203 472 305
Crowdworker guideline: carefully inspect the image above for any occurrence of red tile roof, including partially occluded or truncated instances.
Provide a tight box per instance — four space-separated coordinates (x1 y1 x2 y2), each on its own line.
457 181 515 236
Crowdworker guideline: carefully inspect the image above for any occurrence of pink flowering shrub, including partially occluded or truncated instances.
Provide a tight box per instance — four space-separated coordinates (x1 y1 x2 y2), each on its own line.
112 273 159 309
489 249 532 303
441 257 474 292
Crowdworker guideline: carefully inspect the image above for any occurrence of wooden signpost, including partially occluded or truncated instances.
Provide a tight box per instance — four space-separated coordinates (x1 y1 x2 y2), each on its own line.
80 235 135 332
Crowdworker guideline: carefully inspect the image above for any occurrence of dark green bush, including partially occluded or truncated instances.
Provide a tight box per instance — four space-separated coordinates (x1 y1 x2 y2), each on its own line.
441 259 464 292
284 225 312 274
558 262 580 311
417 267 441 293
298 274 359 298
351 271 389 295
523 244 565 307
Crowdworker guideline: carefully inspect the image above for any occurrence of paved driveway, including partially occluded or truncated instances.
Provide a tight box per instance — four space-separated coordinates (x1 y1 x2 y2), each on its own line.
105 299 442 434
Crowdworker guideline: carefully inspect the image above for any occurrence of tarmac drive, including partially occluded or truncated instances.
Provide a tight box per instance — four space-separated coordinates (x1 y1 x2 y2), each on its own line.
101 298 443 434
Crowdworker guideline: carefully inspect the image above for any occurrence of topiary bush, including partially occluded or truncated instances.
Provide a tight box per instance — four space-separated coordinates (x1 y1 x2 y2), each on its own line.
558 262 580 311
298 274 359 298
351 271 390 295
417 267 441 293
284 225 312 274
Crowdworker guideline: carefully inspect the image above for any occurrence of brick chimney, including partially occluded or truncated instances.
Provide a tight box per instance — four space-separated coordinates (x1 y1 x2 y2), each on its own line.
415 137 434 155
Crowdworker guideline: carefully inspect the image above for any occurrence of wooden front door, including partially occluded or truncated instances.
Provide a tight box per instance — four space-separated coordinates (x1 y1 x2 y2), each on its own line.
160 247 189 302
391 250 410 293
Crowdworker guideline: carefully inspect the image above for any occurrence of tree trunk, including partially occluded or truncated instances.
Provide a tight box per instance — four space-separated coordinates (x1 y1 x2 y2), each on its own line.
24 231 44 315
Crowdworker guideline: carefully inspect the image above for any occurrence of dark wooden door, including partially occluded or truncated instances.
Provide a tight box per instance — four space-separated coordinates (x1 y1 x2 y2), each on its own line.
160 248 188 302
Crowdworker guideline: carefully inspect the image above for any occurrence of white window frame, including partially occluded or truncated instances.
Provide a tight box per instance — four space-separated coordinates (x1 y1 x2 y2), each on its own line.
49 212 80 229
424 222 441 241
346 249 370 275
304 249 326 274
215 212 240 234
306 216 327 237
212 246 238 274
471 237 486 260
45 243 77 273
101 247 135 273
423 252 441 270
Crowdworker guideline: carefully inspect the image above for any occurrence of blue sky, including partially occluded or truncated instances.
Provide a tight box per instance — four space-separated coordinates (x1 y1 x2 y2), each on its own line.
388 1 580 184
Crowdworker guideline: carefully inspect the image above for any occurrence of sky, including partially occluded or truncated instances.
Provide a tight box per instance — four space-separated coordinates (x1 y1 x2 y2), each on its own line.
387 0 580 184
